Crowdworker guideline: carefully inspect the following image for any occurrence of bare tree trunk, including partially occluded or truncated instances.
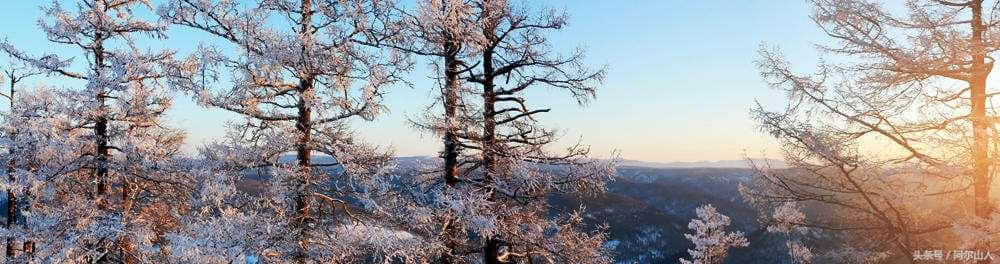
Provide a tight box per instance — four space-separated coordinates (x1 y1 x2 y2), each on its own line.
21 241 31 257
970 0 991 219
5 78 16 260
21 160 36 259
4 190 12 259
443 41 461 187
5 164 14 260
293 76 314 264
970 1 992 260
94 35 110 204
484 239 502 264
480 24 502 264
440 40 462 264
91 28 114 264
481 39 497 189
95 115 109 199
293 2 314 263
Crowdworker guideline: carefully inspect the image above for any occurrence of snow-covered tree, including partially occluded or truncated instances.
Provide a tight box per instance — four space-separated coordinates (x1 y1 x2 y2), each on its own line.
386 0 485 262
398 0 482 187
160 0 421 262
0 60 43 260
460 1 616 263
0 83 172 262
745 0 1000 260
0 0 185 262
379 1 616 263
766 202 811 264
0 86 87 263
0 1 617 262
785 241 813 264
679 204 749 264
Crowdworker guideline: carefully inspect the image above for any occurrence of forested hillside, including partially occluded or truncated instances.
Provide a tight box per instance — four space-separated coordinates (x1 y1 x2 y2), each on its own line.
3 0 1000 263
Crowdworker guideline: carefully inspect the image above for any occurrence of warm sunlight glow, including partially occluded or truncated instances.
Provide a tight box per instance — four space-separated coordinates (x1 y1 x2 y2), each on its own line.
1 0 1000 263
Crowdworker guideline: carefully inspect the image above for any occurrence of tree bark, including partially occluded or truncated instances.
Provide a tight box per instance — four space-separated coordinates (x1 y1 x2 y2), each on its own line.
4 190 12 259
5 78 16 260
970 0 991 220
92 35 112 263
440 37 462 264
970 1 992 261
481 37 497 188
443 40 461 187
293 76 314 263
293 1 314 263
480 18 502 264
484 239 502 264
94 34 110 203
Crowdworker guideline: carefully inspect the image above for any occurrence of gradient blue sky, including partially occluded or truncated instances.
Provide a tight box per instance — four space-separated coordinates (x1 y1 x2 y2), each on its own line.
0 1 828 163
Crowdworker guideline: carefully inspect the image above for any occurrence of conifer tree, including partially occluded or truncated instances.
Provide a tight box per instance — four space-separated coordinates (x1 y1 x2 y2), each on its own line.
1 0 183 261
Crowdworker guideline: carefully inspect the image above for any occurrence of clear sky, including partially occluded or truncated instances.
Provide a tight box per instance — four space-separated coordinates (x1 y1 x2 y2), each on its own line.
0 1 829 163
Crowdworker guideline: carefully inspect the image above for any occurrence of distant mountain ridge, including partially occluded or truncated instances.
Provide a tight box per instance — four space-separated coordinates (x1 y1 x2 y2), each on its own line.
275 155 788 169
395 156 787 169
618 158 787 169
